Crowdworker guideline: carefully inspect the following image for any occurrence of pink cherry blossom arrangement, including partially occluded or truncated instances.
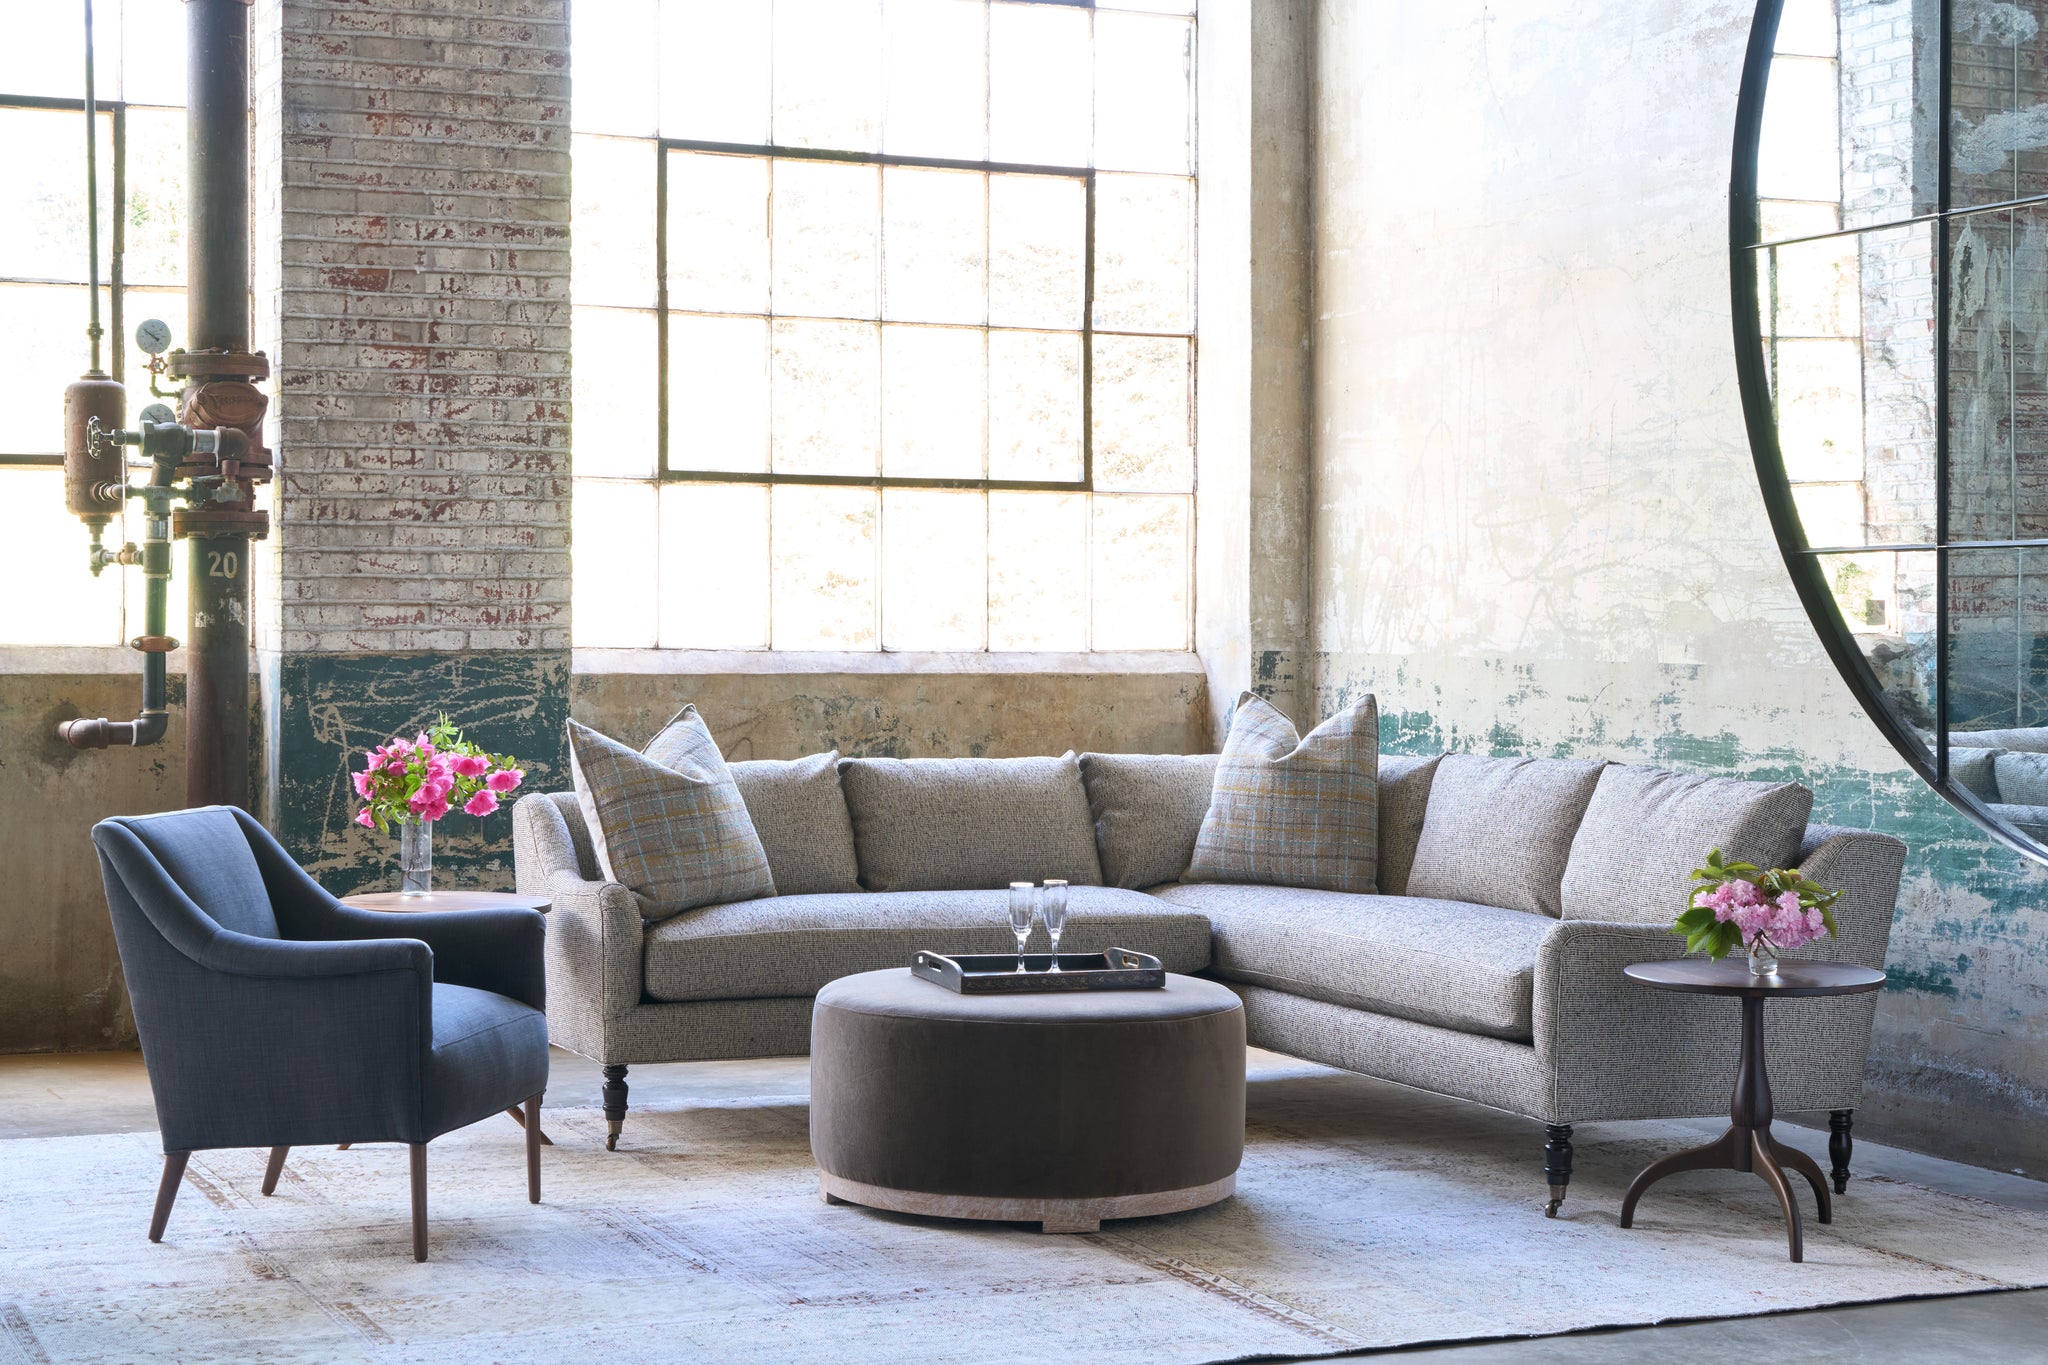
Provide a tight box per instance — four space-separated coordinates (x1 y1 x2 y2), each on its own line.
353 715 524 833
1672 847 1842 961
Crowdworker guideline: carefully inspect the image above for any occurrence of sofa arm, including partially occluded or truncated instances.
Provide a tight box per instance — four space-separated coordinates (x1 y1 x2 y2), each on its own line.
1795 825 1905 974
514 791 595 893
540 869 645 1061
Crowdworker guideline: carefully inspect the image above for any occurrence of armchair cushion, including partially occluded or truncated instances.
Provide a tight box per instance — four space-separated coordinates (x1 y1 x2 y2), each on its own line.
1406 755 1607 917
120 807 279 939
424 982 551 1136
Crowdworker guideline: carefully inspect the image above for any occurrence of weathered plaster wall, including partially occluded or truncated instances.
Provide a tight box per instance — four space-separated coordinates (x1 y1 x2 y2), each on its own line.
1311 0 2048 1173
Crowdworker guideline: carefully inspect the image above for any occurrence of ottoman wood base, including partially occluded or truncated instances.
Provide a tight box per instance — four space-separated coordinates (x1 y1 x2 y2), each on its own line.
820 1170 1236 1235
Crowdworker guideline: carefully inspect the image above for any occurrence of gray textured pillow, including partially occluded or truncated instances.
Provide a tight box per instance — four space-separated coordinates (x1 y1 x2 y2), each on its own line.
1951 746 2005 804
1376 752 1443 896
1406 754 1606 917
837 754 1104 892
1184 691 1379 893
1994 751 2048 806
1079 752 1220 889
566 714 775 921
729 751 861 896
1558 764 1813 924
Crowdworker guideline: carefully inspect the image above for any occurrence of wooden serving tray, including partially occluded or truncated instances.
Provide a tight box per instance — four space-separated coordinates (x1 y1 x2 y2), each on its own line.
912 948 1165 994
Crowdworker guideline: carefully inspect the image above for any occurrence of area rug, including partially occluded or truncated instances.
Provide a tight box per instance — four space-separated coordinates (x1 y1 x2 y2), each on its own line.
4 1059 2047 1364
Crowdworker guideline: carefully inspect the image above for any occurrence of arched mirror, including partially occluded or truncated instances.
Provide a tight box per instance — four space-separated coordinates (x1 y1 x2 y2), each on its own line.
1735 0 2048 860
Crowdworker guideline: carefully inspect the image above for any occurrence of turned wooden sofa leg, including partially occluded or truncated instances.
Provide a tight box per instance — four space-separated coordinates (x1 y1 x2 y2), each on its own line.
602 1064 630 1151
1544 1124 1573 1217
1829 1109 1854 1194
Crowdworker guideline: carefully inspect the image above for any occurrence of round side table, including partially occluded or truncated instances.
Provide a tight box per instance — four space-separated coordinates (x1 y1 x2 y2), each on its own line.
1618 958 1885 1262
338 889 554 1146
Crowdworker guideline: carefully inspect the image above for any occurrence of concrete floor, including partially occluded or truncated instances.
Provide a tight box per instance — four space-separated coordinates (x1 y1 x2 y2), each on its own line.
4 1047 2044 1362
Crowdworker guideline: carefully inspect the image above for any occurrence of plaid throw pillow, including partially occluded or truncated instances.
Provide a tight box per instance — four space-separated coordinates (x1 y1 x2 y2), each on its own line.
566 711 775 922
1183 691 1379 893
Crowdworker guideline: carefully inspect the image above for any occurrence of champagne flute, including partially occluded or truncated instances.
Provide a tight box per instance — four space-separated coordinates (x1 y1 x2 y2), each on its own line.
1041 879 1069 973
1008 881 1037 973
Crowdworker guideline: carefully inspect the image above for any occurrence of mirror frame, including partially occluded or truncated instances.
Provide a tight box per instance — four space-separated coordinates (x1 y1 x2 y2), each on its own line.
1731 0 2048 862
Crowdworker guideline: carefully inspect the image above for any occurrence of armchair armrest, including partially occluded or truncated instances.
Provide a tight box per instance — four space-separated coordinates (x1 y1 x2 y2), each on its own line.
540 869 646 1060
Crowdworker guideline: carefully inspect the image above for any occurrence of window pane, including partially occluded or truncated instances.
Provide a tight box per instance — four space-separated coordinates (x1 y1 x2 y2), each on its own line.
1091 494 1189 650
773 0 883 152
571 307 659 479
771 484 878 648
883 325 985 478
573 136 657 310
1948 547 2048 735
884 0 987 161
882 166 986 326
1756 56 1839 204
667 151 769 315
1094 174 1194 332
1094 13 1192 175
1948 207 2048 543
988 174 1084 330
883 488 986 649
1093 335 1191 492
659 482 768 648
572 479 658 648
771 159 880 320
659 0 770 143
0 469 124 645
0 109 113 286
0 4 112 101
572 0 659 136
0 285 101 456
989 2 1091 168
670 314 769 474
772 318 881 475
989 491 1087 650
124 107 186 288
122 0 187 107
988 330 1082 482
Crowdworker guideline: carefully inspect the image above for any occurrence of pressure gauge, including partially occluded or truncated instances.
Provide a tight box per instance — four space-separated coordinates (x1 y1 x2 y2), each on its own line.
139 403 177 427
135 319 173 356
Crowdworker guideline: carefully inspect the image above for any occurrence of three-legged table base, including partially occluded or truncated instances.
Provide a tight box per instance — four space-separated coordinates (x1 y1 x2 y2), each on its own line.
1619 1120 1831 1261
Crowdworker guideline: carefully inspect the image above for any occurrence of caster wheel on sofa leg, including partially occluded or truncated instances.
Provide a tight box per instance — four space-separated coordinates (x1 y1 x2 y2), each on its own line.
1544 1123 1573 1217
602 1064 629 1151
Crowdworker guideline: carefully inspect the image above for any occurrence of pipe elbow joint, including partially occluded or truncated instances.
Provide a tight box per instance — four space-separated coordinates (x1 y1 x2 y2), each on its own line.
58 710 168 749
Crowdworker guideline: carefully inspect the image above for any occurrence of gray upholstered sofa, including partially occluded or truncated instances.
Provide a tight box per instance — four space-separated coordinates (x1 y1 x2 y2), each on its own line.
513 749 1904 1214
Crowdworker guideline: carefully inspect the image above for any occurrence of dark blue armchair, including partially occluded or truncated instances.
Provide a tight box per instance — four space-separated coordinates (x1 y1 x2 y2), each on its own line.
92 806 550 1262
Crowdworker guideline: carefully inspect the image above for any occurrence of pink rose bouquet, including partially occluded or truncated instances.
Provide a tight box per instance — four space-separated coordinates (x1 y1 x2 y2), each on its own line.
1671 847 1842 962
352 715 524 834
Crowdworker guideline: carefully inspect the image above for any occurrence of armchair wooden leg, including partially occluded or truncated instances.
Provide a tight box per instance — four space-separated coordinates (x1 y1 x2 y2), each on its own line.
149 1152 190 1243
262 1146 289 1196
410 1144 428 1263
525 1093 543 1204
601 1064 629 1151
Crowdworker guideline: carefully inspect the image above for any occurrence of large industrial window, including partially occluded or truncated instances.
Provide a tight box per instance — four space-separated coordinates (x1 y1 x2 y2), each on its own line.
0 4 187 646
569 0 1197 652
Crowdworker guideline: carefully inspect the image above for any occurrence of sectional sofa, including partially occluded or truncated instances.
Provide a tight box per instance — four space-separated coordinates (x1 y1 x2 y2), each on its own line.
513 748 1904 1213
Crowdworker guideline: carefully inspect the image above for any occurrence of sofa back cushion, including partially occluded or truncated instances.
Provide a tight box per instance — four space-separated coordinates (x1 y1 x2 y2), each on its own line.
1375 753 1443 897
1559 764 1813 924
729 751 862 896
1951 746 2005 803
567 712 776 920
1405 755 1606 917
1184 691 1379 893
1994 751 2048 806
1078 752 1220 889
837 754 1104 892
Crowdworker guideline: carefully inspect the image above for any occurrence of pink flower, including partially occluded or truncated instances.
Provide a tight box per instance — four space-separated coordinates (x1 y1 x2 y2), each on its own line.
452 753 491 778
355 807 375 828
352 769 374 799
386 754 409 773
487 767 524 793
464 789 500 818
417 798 450 823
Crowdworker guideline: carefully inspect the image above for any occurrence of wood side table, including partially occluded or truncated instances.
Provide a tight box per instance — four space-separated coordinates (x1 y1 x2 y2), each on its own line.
1618 958 1885 1262
338 889 554 1146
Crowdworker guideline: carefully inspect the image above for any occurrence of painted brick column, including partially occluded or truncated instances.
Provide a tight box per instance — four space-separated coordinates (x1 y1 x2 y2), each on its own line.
254 0 571 892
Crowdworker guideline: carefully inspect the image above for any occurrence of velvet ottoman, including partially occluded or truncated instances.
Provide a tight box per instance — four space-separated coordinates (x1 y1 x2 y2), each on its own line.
809 969 1246 1233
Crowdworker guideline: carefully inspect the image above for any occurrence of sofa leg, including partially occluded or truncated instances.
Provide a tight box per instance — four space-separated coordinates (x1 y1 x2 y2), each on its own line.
1544 1123 1573 1217
602 1064 629 1152
1829 1109 1853 1194
149 1151 190 1242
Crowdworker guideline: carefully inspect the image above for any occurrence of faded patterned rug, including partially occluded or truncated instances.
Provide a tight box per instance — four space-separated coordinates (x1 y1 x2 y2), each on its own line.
4 1057 2048 1363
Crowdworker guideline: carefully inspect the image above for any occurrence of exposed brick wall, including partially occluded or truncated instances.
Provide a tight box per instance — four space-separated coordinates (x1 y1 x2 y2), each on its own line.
263 0 572 655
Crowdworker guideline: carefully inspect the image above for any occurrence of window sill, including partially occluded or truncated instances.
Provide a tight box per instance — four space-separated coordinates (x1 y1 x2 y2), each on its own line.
572 649 1204 677
0 645 187 675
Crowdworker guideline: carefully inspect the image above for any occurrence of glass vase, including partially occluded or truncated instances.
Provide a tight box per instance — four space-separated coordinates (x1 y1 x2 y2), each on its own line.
399 820 433 895
1746 935 1779 977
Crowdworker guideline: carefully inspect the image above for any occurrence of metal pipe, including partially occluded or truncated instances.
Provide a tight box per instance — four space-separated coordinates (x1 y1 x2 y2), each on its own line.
185 533 249 805
83 0 103 372
186 0 249 354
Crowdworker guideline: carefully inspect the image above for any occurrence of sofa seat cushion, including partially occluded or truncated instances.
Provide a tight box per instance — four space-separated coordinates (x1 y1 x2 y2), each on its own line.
1148 882 1554 1041
644 887 1212 1003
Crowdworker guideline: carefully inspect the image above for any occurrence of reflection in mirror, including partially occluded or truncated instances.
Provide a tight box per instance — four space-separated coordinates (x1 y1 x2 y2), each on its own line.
1947 205 2048 543
1949 546 2048 845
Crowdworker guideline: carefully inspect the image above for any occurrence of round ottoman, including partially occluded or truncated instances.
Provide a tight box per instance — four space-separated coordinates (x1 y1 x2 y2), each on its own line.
810 969 1245 1234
